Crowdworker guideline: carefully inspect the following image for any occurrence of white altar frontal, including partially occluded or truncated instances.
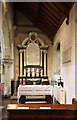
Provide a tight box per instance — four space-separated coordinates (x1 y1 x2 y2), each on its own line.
17 85 53 103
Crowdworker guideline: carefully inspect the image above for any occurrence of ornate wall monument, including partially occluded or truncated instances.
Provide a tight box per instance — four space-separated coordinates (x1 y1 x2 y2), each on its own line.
17 32 49 83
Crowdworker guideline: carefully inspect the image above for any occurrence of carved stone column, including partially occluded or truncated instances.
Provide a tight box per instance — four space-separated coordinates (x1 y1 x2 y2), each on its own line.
24 50 26 66
20 50 23 76
44 50 47 76
24 50 26 76
1 64 4 83
1 59 13 96
11 43 14 78
40 50 42 66
4 64 10 96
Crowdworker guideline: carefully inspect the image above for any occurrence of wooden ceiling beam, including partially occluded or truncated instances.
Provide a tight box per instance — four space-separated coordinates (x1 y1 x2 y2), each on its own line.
40 4 60 24
14 3 33 22
13 2 74 43
40 10 58 27
60 2 73 11
39 19 55 35
38 18 55 35
48 2 63 16
33 3 39 24
65 2 74 9
24 3 40 24
21 9 34 22
39 14 56 32
25 2 33 8
42 3 61 20
37 22 54 41
54 16 65 37
54 2 70 17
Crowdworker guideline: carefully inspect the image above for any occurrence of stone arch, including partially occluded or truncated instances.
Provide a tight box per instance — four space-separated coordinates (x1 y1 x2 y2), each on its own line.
1 2 14 60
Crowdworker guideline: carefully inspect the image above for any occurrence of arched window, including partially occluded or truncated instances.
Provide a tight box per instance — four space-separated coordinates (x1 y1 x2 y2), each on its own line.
54 42 60 74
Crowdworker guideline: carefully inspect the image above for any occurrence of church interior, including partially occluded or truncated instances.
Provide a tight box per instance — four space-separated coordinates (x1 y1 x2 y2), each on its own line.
0 1 77 119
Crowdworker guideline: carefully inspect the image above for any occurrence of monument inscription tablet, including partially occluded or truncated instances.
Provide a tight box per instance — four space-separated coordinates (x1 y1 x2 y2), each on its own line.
27 43 40 65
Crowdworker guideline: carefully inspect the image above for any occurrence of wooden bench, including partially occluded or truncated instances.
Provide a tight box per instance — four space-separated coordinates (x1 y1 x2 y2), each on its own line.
7 104 77 119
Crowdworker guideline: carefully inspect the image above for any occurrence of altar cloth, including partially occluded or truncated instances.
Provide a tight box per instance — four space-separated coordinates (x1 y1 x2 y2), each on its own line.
17 85 53 103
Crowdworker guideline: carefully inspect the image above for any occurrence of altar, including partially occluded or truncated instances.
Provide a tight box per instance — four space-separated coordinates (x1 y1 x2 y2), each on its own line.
17 85 54 104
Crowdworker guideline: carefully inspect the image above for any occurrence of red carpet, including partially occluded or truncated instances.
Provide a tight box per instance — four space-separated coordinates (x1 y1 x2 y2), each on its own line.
26 101 55 104
26 101 47 104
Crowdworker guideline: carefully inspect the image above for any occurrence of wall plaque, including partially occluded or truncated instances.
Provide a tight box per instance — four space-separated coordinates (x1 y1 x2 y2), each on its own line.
62 47 71 64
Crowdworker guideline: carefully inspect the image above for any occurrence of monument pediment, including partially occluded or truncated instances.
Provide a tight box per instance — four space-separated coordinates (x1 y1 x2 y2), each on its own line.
17 32 49 50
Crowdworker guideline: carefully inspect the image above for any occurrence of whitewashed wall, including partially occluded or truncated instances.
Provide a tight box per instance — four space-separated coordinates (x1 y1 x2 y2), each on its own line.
52 4 75 104
75 2 77 101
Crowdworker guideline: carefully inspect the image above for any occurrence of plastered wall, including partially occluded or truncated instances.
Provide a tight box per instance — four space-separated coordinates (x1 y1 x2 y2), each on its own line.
52 4 75 104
